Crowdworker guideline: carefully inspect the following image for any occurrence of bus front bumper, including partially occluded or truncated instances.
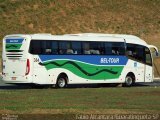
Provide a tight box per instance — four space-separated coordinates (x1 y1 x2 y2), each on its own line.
1 75 32 84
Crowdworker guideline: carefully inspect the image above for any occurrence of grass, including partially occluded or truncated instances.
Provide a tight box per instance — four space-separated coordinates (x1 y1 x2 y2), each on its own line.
0 87 160 114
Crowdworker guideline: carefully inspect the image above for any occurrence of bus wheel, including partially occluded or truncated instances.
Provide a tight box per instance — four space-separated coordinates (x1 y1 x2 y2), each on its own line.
123 75 134 87
56 75 67 88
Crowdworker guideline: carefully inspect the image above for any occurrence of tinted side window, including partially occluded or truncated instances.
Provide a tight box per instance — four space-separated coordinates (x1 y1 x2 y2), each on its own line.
59 41 69 54
41 41 52 54
82 42 90 54
51 41 58 54
91 42 105 55
59 41 82 54
145 47 152 66
126 43 145 63
82 42 105 55
30 40 58 55
126 43 135 57
105 42 125 55
135 45 145 62
72 42 82 54
29 40 126 56
105 42 112 55
29 40 42 54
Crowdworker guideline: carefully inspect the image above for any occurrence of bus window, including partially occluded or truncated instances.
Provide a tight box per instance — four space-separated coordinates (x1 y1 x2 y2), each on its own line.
30 40 58 55
83 42 91 54
105 42 125 55
135 45 145 63
59 41 68 54
105 42 112 55
126 43 135 58
145 47 152 66
51 41 58 54
82 42 105 55
59 41 75 54
112 42 125 55
41 41 52 54
29 40 42 54
71 42 82 54
90 42 104 55
127 43 145 63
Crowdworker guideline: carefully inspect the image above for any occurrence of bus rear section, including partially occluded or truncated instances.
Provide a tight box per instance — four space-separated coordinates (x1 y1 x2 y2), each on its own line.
2 36 32 84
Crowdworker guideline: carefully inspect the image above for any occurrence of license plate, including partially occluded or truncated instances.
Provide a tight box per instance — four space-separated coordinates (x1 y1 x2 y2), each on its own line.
12 77 16 80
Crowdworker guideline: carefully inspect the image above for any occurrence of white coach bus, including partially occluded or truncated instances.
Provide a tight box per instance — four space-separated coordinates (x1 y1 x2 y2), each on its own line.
1 33 158 88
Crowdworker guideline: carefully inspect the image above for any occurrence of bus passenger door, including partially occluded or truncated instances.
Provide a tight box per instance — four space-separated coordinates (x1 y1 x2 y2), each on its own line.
144 47 153 82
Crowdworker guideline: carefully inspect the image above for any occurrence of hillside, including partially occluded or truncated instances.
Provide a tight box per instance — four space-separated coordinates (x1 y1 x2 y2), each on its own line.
0 0 160 77
0 0 160 47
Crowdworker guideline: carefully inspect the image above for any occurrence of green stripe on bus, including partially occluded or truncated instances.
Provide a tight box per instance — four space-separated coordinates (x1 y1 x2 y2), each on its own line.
40 60 124 80
6 44 22 50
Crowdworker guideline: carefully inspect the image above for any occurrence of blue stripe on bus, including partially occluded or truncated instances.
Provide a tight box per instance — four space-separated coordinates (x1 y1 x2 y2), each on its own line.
39 55 128 65
6 38 24 44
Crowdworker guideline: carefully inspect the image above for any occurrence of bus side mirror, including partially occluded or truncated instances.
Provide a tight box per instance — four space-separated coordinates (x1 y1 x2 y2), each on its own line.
148 45 158 57
156 52 159 56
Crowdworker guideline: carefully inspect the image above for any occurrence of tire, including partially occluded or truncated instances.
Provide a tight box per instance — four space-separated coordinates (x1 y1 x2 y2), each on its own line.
123 75 134 87
56 76 67 88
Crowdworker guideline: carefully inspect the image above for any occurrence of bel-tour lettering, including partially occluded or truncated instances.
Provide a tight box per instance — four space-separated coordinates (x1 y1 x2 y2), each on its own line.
10 40 18 43
100 58 119 64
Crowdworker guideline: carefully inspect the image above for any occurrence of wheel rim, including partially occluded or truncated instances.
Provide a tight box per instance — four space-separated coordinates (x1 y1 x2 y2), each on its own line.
58 78 66 88
125 76 133 86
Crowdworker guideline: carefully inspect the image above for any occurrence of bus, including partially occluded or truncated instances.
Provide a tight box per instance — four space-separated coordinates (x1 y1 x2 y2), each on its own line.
2 33 159 88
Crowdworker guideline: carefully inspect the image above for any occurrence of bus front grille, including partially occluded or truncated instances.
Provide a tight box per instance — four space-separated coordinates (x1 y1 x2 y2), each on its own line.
6 50 24 58
6 54 23 58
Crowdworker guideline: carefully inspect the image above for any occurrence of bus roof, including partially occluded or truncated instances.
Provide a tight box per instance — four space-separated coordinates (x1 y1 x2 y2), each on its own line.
4 33 148 46
63 33 148 46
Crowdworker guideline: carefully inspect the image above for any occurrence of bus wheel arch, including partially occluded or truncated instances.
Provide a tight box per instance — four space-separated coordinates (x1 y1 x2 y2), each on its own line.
56 73 68 88
123 72 135 87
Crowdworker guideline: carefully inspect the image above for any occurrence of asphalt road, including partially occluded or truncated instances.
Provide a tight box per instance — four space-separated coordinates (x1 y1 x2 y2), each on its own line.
0 77 160 89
